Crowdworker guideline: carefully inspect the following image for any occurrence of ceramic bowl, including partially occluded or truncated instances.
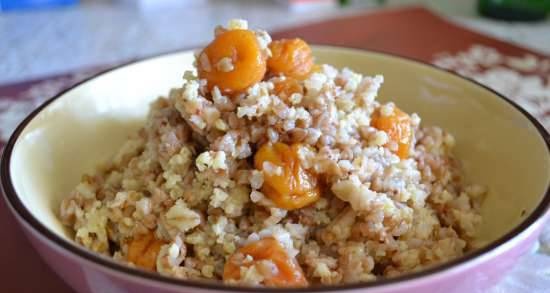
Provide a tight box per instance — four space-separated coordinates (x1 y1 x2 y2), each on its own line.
2 47 550 293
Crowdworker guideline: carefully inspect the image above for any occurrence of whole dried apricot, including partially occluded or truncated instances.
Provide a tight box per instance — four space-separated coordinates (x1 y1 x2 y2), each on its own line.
198 29 267 94
371 106 412 159
268 38 313 79
223 237 308 287
254 142 320 210
127 231 165 271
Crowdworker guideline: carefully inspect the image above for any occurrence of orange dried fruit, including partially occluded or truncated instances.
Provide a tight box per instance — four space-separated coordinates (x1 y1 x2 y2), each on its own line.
127 231 165 271
223 237 308 287
254 142 320 210
273 77 304 101
268 38 314 79
198 29 267 94
371 106 413 159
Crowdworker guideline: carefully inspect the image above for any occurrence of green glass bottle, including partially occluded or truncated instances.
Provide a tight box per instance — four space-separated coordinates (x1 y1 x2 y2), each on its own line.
478 0 550 21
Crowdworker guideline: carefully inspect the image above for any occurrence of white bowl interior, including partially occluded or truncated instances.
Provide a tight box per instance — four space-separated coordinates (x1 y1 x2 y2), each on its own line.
9 47 550 248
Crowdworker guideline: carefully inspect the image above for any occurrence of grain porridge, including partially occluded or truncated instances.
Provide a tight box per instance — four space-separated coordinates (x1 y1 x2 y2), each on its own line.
59 19 486 287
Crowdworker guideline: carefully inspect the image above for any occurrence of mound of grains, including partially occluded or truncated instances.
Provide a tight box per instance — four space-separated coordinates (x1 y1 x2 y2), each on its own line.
59 19 485 287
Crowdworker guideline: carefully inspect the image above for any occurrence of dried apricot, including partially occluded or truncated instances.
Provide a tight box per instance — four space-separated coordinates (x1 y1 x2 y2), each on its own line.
273 78 304 101
254 142 320 210
268 38 313 79
371 106 412 159
223 237 308 287
198 29 267 94
127 231 165 271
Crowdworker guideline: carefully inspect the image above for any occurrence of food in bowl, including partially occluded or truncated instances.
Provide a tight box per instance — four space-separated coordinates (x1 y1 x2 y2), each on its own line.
58 19 486 287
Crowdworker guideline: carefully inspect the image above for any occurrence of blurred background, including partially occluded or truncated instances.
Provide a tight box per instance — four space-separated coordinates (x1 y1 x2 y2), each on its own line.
1 0 549 85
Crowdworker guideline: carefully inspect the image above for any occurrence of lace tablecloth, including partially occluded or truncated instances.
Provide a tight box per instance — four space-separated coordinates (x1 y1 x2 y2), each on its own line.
0 6 549 293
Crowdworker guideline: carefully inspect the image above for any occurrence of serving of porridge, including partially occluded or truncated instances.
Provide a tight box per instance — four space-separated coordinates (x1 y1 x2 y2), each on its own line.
59 19 485 287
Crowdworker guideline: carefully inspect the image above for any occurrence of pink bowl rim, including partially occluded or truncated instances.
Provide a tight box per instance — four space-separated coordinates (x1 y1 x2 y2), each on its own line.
2 46 550 292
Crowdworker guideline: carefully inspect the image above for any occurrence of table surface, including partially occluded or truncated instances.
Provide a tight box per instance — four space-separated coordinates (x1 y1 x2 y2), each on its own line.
1 0 549 86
